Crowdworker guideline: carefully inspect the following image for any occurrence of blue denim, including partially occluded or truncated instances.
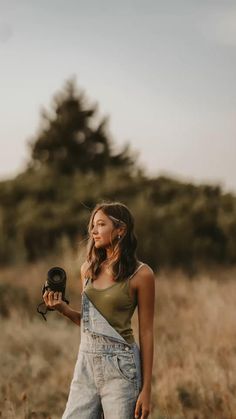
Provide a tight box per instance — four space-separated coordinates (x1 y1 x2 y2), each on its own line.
62 285 143 419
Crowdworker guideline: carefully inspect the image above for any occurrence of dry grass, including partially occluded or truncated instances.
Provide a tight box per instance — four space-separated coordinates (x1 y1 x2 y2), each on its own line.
151 268 236 419
0 257 236 419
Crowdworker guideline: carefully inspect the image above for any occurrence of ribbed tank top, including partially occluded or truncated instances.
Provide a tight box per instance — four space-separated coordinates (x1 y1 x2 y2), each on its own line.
84 262 145 344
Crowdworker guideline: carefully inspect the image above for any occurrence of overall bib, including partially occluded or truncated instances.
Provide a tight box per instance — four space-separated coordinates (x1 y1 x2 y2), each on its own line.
62 273 143 419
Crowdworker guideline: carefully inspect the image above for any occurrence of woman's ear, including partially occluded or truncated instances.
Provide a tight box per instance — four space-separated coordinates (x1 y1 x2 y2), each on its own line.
118 226 126 238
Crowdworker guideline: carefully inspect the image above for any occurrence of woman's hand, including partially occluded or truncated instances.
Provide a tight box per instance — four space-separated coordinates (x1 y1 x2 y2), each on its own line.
43 290 67 314
134 388 151 419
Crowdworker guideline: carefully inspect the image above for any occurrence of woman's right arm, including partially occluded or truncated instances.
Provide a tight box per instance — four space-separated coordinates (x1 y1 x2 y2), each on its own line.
58 302 81 326
43 261 89 327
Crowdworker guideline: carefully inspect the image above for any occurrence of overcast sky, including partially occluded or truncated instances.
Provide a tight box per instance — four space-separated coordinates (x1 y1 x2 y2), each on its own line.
0 0 236 193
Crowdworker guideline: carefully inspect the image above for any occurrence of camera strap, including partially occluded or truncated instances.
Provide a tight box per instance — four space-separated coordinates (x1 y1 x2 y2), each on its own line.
37 302 55 321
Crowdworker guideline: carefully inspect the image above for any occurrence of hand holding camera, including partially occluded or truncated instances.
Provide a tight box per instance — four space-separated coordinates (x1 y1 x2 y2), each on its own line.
37 266 70 321
43 290 67 313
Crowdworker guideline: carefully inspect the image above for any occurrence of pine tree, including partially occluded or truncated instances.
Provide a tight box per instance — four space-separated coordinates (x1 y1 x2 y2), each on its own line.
28 78 137 175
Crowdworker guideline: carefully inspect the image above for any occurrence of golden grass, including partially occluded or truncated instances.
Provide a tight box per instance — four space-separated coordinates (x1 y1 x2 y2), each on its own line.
151 268 236 419
0 258 236 419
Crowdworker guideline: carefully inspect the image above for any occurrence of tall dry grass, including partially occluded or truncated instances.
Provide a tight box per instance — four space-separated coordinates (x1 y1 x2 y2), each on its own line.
0 254 235 419
152 268 236 419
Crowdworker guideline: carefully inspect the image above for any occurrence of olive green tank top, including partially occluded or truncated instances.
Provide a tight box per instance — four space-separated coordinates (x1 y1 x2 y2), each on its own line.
84 262 145 344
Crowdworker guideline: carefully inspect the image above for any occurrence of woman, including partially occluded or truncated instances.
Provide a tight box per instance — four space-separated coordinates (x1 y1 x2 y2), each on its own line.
43 201 155 419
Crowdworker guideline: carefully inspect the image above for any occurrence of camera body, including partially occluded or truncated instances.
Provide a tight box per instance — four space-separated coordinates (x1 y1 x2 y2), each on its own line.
37 266 69 320
42 266 68 302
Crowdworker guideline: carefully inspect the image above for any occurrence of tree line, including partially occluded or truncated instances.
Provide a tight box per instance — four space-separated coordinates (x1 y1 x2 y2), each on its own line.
0 78 235 273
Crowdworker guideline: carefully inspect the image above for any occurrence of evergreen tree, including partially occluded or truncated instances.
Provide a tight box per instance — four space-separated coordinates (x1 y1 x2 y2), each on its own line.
28 78 137 175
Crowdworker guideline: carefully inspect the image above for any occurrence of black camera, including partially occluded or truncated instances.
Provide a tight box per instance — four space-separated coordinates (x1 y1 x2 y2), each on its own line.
37 266 69 321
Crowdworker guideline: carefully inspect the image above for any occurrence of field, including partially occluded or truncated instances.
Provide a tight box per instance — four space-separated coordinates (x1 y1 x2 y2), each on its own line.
0 254 235 419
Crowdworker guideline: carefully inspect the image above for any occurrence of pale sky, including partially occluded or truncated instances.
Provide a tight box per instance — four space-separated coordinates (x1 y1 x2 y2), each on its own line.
0 0 236 193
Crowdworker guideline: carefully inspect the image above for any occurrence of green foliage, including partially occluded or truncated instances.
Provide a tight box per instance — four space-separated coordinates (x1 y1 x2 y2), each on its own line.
28 78 137 176
0 78 236 271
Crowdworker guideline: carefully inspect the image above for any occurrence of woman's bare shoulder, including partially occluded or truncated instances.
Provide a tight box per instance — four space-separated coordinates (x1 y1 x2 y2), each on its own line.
81 260 90 276
139 262 154 276
80 260 91 291
132 262 155 290
80 260 91 284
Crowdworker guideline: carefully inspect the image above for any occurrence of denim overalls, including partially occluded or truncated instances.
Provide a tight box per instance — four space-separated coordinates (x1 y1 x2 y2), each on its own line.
62 270 143 419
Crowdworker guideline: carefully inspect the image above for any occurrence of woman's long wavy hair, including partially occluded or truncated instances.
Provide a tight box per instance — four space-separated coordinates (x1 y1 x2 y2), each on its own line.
85 201 139 282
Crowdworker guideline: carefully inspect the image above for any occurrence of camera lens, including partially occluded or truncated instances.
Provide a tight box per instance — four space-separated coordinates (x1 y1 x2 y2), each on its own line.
52 274 61 283
47 267 66 291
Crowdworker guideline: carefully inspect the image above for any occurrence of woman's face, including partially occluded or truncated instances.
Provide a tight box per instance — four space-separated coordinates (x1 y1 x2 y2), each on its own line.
91 209 118 249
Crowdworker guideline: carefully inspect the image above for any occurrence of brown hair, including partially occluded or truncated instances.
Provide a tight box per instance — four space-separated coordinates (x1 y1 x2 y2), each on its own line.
85 201 139 281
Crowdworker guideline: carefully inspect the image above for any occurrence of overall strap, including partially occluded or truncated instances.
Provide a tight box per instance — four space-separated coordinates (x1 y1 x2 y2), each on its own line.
85 277 90 286
84 277 90 287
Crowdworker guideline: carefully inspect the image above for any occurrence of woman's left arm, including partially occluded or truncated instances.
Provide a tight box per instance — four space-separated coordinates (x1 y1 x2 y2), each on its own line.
135 266 156 419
